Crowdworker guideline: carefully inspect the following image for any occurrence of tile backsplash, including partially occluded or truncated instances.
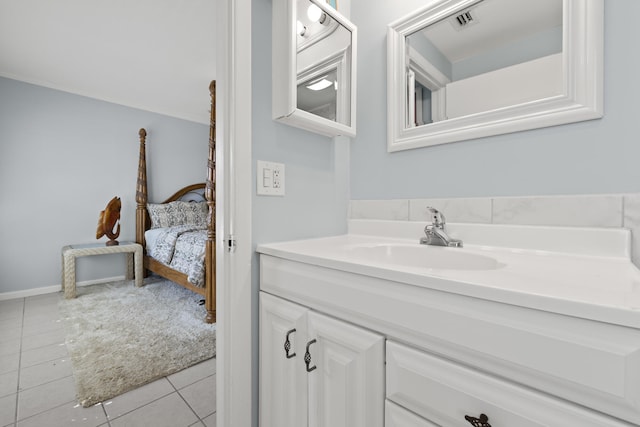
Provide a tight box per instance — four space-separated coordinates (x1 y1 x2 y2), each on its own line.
351 194 640 267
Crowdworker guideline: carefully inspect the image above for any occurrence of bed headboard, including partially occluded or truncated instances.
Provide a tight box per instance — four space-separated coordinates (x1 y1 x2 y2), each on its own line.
135 81 216 247
178 188 206 203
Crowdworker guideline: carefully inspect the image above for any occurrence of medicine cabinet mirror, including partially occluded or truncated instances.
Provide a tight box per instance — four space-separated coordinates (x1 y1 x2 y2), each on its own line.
273 0 357 138
387 0 603 151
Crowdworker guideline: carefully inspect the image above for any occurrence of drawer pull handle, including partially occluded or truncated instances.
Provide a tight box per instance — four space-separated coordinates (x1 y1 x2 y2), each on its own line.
304 339 317 372
464 414 491 427
284 328 296 359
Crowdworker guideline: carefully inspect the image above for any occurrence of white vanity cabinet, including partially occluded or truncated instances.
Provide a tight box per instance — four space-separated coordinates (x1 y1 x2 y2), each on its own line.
259 291 384 427
258 250 640 427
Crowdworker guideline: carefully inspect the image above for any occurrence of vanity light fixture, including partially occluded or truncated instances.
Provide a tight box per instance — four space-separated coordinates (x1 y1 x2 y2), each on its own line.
307 4 327 24
307 4 322 21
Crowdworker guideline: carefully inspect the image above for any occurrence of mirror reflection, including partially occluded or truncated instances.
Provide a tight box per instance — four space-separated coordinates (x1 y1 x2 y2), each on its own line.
405 0 562 128
297 69 338 121
295 0 352 126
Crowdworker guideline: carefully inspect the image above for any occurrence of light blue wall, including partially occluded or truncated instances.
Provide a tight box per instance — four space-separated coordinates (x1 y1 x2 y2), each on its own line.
251 0 350 424
0 77 209 294
251 0 349 257
351 0 640 200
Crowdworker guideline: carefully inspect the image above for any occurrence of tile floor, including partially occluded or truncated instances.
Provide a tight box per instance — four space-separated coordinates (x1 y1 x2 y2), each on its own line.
0 291 217 427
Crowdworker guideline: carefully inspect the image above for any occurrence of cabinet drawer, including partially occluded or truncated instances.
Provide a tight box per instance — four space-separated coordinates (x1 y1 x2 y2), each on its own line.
386 341 633 427
386 400 438 427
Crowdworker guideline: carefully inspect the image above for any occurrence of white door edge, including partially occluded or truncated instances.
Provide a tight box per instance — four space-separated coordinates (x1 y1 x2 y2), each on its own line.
216 0 253 425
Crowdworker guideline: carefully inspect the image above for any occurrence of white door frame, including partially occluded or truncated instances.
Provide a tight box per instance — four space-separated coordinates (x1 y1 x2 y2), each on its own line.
216 0 253 425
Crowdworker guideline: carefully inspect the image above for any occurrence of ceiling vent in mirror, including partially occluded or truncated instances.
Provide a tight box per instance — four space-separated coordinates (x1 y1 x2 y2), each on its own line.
451 10 477 30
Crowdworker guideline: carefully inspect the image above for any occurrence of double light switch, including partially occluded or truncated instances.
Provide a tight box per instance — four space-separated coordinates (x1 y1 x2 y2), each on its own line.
257 160 285 196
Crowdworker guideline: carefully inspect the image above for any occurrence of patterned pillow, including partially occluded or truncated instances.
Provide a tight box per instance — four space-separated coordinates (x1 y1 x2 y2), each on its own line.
147 201 209 229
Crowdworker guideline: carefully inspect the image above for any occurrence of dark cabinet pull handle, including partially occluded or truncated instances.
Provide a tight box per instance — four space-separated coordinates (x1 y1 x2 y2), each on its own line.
464 414 491 427
284 328 296 359
304 339 317 372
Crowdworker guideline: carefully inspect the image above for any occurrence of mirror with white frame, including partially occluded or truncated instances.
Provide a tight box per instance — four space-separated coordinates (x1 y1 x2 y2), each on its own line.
273 0 357 138
387 0 603 151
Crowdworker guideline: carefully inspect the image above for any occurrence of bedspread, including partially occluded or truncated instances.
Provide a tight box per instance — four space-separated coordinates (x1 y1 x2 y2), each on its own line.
147 225 207 287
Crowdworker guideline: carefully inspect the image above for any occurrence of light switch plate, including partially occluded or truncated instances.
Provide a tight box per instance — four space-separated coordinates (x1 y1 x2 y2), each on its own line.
257 160 285 196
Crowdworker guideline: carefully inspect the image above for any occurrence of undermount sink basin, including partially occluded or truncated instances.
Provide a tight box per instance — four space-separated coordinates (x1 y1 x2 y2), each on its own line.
345 244 502 271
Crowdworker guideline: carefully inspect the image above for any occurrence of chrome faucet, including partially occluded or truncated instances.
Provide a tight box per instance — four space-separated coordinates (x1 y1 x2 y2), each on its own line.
420 207 463 247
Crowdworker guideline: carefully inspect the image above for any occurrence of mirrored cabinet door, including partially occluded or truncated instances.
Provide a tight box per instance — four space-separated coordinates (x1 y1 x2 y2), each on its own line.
273 0 357 138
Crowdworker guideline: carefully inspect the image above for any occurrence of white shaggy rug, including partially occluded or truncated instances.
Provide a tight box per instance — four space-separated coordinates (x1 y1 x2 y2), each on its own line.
58 277 216 407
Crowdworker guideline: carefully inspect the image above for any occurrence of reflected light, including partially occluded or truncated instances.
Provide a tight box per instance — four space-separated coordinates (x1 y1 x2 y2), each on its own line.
296 20 307 36
307 78 333 91
307 4 322 22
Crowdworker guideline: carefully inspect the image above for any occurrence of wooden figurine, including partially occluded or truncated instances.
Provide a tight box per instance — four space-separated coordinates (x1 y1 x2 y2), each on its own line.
96 196 121 246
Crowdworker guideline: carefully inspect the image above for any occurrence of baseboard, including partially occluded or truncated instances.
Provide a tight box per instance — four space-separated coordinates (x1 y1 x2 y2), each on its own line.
0 275 126 301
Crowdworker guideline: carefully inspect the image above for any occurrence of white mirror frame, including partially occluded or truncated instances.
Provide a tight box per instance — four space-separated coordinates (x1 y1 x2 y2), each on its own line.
273 0 357 138
387 0 603 152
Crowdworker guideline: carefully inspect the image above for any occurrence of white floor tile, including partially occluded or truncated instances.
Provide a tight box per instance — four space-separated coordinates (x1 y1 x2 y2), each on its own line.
109 393 199 427
16 376 76 421
0 317 22 334
20 328 65 352
0 302 23 322
19 342 68 368
19 357 73 390
103 378 174 420
16 401 107 427
21 310 62 328
0 338 21 358
22 305 60 321
0 371 18 399
23 293 61 306
0 393 16 426
23 296 59 309
167 358 216 390
202 412 216 427
0 327 22 343
22 318 64 336
0 304 24 324
178 375 216 419
0 353 19 376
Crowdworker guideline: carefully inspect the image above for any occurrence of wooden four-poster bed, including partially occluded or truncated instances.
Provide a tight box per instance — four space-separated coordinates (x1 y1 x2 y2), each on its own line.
135 81 217 323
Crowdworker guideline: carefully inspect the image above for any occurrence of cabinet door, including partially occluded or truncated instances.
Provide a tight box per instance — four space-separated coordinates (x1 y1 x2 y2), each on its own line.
260 292 309 427
307 311 384 427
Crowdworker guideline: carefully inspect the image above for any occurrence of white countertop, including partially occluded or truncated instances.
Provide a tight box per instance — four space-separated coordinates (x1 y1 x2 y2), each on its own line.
257 221 640 328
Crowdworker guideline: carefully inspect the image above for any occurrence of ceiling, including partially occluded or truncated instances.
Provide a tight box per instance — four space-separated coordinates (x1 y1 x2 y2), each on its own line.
422 0 562 63
0 0 216 124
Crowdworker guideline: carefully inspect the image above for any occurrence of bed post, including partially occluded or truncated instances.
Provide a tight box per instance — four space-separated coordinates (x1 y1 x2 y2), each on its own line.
136 128 148 254
205 81 217 323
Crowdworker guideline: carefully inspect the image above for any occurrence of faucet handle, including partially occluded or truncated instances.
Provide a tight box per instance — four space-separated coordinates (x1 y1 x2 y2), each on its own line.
426 207 445 227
